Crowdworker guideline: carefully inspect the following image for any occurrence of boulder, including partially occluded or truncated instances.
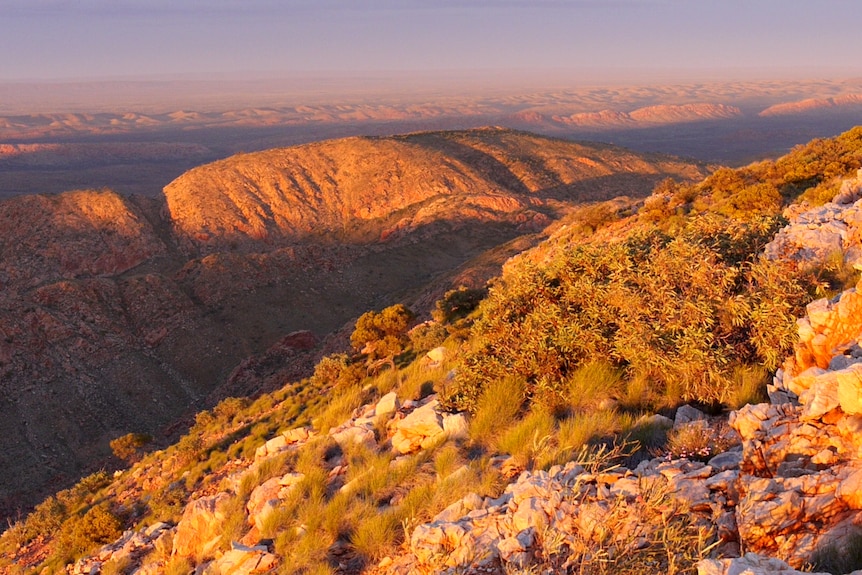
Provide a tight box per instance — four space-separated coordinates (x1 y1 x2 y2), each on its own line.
375 391 399 418
397 400 444 437
203 545 278 575
697 552 831 575
426 346 447 364
331 425 376 449
173 492 233 559
837 467 862 509
837 364 862 415
675 405 707 427
391 399 445 453
442 413 469 440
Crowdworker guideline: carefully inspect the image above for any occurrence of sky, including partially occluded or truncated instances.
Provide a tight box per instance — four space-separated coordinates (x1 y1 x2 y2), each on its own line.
1 0 861 82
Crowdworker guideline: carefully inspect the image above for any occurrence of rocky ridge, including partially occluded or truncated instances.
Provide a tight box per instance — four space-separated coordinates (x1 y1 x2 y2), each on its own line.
164 128 699 254
551 103 742 128
55 265 862 574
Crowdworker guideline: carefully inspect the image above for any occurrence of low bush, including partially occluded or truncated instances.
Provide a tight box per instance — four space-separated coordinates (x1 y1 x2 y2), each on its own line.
443 215 811 413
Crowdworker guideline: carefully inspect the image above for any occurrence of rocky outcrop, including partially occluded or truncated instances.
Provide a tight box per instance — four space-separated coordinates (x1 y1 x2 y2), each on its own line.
173 493 233 560
68 522 173 575
776 276 862 379
759 94 862 117
698 553 835 575
404 452 739 573
764 168 862 267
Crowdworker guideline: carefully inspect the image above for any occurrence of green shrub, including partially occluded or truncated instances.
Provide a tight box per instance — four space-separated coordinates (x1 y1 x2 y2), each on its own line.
310 353 365 388
350 304 415 361
575 202 620 234
214 397 251 423
432 287 487 325
55 504 123 562
408 321 448 353
110 433 153 464
443 215 810 412
662 420 736 462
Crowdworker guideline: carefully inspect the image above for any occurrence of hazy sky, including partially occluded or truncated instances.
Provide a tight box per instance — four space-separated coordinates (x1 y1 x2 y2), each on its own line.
1 0 860 82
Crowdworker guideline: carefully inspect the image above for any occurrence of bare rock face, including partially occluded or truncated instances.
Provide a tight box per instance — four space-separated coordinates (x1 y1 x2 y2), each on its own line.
173 492 233 560
727 272 862 568
777 276 862 377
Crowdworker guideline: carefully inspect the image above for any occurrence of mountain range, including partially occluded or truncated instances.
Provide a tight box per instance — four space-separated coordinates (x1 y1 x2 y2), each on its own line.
0 128 703 520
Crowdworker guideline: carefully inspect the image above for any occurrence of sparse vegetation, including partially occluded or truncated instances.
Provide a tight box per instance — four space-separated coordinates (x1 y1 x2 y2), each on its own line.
7 125 862 574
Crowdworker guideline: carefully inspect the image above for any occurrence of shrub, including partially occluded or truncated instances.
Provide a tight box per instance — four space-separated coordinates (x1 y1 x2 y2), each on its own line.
350 304 415 361
110 432 153 464
408 321 448 353
213 396 251 423
310 353 365 388
55 504 123 561
443 215 810 412
661 420 736 462
575 202 620 234
432 286 487 325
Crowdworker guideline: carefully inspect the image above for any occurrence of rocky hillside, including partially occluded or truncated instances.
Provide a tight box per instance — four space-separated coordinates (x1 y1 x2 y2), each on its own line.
4 127 862 575
165 128 699 253
9 164 862 574
0 128 702 522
